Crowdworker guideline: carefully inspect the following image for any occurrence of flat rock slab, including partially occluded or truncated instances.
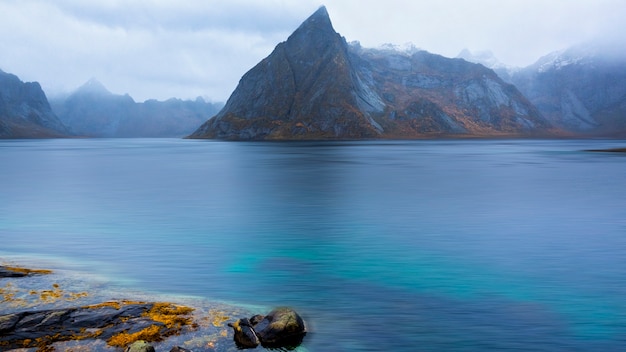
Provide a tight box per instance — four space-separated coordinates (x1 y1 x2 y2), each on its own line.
0 265 52 277
0 301 194 350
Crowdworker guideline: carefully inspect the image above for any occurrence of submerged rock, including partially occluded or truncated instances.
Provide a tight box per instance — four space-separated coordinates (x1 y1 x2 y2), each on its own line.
228 307 306 349
0 265 52 277
169 346 192 352
125 340 156 352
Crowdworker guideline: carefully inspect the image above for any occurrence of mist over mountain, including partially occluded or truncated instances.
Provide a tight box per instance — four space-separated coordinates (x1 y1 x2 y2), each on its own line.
456 49 518 82
189 6 551 140
51 79 222 137
509 43 626 136
0 69 69 138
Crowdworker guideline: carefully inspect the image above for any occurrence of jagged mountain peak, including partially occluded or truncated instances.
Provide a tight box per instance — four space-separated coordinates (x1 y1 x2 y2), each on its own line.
296 6 332 32
285 5 339 54
75 78 112 96
457 49 504 68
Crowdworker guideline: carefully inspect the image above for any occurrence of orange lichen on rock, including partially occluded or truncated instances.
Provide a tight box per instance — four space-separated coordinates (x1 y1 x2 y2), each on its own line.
209 309 230 327
1 281 89 308
143 303 194 329
107 325 162 347
1 282 28 307
2 296 197 351
103 302 195 348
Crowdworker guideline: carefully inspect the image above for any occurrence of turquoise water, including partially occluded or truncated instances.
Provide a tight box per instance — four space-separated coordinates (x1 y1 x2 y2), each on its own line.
1 138 626 351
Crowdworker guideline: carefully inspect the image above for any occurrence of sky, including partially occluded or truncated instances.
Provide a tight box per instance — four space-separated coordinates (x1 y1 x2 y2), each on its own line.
1 0 625 102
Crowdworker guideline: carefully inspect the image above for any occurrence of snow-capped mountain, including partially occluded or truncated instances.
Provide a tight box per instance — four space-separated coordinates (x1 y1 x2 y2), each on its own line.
456 49 519 82
510 42 626 135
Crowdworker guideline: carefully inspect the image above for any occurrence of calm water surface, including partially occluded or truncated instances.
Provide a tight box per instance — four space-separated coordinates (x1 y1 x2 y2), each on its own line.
1 138 626 351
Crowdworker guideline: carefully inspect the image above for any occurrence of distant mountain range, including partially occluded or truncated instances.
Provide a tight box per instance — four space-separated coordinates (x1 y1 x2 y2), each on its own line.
459 45 626 136
3 6 625 139
509 45 626 136
50 79 222 137
0 69 68 138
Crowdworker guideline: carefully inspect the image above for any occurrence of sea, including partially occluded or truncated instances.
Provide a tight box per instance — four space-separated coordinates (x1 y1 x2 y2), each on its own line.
1 138 626 351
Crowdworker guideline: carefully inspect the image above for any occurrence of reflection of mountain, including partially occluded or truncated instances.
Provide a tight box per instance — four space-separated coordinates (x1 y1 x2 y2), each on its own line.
189 7 551 140
51 79 222 137
0 69 69 138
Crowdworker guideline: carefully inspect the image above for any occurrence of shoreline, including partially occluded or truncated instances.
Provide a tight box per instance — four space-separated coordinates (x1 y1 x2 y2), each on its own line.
0 262 259 352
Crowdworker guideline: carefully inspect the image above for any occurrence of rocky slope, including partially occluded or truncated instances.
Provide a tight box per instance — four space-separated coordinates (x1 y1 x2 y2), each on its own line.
510 44 626 136
0 69 69 138
52 79 222 137
189 6 552 140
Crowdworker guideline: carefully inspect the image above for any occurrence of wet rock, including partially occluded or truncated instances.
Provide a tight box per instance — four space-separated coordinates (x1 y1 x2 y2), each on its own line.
0 301 194 351
0 265 52 277
228 307 306 349
170 346 192 352
228 317 260 348
125 340 155 352
249 314 265 326
253 307 306 348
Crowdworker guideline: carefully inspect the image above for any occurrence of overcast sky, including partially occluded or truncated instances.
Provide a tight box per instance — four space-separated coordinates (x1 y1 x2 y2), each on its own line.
1 0 624 102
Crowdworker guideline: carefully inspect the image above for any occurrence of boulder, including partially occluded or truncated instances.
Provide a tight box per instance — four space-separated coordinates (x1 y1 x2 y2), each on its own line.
228 307 306 349
253 307 306 348
228 317 260 348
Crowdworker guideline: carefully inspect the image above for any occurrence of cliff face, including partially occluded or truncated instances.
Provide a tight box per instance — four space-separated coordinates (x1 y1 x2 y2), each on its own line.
511 45 626 136
351 47 549 138
189 6 552 140
190 6 382 140
0 69 69 138
52 79 222 137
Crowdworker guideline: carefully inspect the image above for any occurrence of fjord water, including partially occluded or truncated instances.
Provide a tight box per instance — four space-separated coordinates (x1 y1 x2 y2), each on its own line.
1 139 626 351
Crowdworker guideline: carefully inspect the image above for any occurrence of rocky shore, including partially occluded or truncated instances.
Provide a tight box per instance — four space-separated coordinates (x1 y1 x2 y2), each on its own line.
1 264 306 351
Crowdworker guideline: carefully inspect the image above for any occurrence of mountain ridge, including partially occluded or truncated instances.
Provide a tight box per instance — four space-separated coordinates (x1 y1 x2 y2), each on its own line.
189 6 554 140
51 80 222 137
510 43 626 136
0 69 69 138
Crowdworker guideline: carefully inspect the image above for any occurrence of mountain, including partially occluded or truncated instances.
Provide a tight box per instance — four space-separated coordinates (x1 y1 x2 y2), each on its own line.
510 43 626 136
0 69 69 138
189 6 551 140
51 79 222 137
456 49 518 82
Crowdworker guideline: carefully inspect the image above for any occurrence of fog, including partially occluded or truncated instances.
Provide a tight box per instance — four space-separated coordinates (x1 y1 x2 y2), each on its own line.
1 0 624 102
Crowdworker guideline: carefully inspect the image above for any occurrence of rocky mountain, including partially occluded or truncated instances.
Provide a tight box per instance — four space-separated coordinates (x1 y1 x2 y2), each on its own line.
189 6 551 140
510 44 626 136
456 49 518 82
0 69 69 138
51 79 222 137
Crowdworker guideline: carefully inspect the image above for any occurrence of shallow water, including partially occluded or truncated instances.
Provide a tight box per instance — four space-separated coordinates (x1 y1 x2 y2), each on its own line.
1 138 626 351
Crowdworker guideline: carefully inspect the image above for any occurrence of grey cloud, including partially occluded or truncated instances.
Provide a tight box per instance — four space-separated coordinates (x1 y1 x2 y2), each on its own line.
51 0 314 34
2 0 624 102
